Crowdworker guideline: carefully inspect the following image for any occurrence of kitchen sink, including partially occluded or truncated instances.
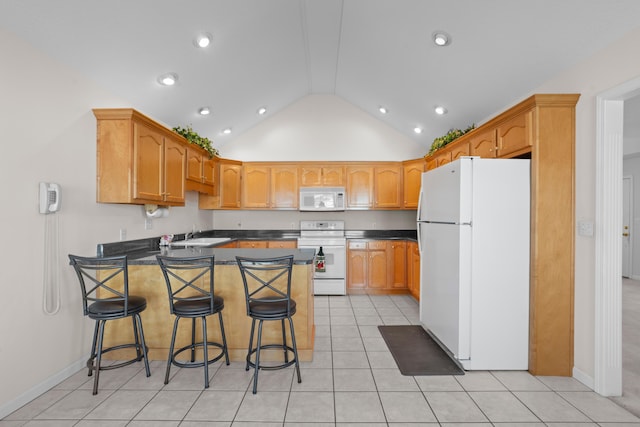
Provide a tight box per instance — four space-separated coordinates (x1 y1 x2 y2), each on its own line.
170 237 231 247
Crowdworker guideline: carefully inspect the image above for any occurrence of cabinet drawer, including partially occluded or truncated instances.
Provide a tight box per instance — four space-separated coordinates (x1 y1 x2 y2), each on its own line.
348 241 367 250
367 241 387 250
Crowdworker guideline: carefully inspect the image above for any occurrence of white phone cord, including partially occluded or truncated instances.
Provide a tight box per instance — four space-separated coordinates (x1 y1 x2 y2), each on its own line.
43 212 61 315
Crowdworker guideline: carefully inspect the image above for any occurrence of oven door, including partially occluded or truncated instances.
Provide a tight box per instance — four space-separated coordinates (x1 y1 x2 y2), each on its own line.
297 244 346 279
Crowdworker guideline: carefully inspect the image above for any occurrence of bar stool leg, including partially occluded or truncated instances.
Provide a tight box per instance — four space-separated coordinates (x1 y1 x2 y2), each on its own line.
135 313 151 377
93 320 106 395
288 318 301 384
218 311 230 365
88 322 99 377
281 319 289 363
165 317 180 384
246 319 256 371
202 316 209 388
252 319 264 394
190 318 196 362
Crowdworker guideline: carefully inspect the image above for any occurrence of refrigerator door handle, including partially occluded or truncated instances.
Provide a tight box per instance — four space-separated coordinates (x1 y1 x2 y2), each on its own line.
417 221 423 254
416 188 423 222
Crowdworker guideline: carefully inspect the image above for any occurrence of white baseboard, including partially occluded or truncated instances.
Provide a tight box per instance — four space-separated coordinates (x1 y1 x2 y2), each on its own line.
629 274 640 281
573 365 595 390
0 356 87 419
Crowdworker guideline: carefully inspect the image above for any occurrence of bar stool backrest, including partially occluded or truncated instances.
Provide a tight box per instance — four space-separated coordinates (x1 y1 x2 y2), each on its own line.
156 255 216 314
236 255 295 318
68 255 130 317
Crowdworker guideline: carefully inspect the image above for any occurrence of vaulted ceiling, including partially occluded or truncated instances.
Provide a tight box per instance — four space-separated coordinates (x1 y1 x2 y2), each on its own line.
1 0 639 151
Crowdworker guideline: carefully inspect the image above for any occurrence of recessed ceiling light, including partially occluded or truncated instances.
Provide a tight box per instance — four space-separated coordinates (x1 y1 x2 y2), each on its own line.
378 106 388 114
432 31 451 47
435 106 448 115
222 128 232 135
157 72 178 86
414 127 423 134
198 107 211 115
257 106 267 115
194 32 212 48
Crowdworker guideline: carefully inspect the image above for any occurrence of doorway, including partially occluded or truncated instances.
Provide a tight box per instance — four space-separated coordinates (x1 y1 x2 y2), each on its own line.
622 176 632 278
595 76 640 396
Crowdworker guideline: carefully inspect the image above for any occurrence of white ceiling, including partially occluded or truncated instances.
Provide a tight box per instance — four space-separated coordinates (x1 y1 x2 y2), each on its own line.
1 0 640 151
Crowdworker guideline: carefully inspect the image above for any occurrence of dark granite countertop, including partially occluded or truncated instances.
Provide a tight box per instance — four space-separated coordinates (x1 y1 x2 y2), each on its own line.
124 247 315 265
97 229 417 261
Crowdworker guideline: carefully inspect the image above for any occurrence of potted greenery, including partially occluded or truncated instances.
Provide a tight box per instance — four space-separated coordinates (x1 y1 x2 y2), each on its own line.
428 124 475 156
172 125 219 158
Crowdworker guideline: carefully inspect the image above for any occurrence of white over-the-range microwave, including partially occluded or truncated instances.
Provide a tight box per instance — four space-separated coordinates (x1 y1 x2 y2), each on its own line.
299 187 346 211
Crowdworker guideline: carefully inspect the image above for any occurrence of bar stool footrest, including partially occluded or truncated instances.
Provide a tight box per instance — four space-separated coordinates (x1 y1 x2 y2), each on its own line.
87 342 148 373
171 341 226 369
246 344 298 371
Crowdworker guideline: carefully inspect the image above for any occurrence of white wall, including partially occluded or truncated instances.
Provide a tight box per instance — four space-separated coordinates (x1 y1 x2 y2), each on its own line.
0 29 213 416
529 26 640 384
218 94 425 161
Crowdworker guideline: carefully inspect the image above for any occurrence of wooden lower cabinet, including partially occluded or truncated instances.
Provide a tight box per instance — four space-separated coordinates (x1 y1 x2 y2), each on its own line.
237 240 297 249
347 239 411 295
407 241 420 300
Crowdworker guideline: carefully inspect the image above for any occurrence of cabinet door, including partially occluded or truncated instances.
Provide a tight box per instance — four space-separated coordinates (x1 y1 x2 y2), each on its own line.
133 121 164 202
374 165 402 209
203 157 216 186
163 136 186 204
271 166 298 208
219 162 241 208
346 166 373 209
497 109 534 157
450 142 470 162
407 241 420 300
403 159 424 209
268 240 297 248
470 128 497 158
202 157 216 195
347 241 367 289
243 164 270 208
299 166 322 186
390 241 407 289
322 166 345 186
186 146 203 183
367 241 388 289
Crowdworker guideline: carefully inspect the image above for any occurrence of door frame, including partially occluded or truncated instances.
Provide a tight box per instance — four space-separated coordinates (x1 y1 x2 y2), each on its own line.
595 75 640 396
622 175 633 278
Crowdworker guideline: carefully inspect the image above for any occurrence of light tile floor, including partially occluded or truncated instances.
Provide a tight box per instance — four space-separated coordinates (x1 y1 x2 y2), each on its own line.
3 294 640 426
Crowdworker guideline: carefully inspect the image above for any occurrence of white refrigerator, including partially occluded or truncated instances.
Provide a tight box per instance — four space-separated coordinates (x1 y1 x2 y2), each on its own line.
417 157 530 370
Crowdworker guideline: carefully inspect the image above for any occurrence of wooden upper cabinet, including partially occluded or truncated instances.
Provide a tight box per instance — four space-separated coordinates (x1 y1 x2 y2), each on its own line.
450 141 470 162
271 165 298 209
186 145 216 195
346 165 374 209
497 109 534 158
93 108 186 206
299 165 345 186
242 164 270 208
402 159 424 209
374 164 403 209
470 128 497 158
162 135 187 205
219 160 242 209
186 146 204 183
133 121 164 202
426 150 451 171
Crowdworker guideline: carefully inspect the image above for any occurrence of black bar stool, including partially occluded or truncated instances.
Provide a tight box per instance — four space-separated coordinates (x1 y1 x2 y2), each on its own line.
156 255 229 388
236 255 302 394
68 254 151 395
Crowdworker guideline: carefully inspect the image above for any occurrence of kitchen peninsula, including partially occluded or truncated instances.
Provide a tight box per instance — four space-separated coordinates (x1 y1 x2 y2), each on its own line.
97 246 316 362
